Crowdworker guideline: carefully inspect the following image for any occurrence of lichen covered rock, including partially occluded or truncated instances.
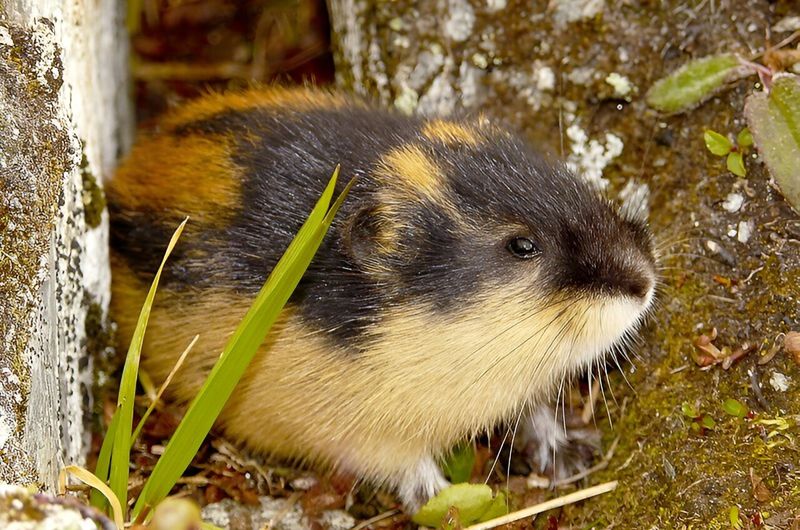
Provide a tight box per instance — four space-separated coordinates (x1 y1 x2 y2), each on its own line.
0 0 130 491
0 483 113 530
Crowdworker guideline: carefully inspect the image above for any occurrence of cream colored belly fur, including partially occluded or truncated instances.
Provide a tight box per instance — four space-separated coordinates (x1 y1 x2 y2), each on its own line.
119 290 581 483
113 253 626 509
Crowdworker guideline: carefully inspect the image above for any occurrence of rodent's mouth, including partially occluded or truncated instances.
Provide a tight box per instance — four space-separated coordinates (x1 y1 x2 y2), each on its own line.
569 286 656 371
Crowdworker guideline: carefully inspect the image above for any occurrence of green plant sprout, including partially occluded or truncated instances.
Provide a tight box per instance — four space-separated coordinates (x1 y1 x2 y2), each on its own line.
722 398 748 418
703 128 753 177
680 401 716 434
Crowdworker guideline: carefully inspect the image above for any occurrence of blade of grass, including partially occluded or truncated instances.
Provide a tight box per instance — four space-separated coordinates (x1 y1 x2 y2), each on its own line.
109 218 188 513
133 169 352 517
61 465 125 529
90 407 121 510
139 369 158 402
130 334 199 447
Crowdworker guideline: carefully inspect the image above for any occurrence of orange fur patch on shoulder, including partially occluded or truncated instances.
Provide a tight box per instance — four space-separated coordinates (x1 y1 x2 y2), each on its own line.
376 144 445 198
421 119 481 146
109 134 241 225
160 87 357 131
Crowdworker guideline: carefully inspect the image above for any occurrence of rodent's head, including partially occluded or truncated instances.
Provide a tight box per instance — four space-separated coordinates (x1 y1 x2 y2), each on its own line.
342 118 656 383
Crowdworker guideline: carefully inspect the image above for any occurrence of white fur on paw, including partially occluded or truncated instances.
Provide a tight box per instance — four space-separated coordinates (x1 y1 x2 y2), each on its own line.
517 404 600 480
521 405 569 473
397 456 450 513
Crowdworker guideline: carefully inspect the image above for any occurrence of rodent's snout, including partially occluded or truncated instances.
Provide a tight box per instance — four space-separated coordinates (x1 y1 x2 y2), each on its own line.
595 260 654 301
551 211 657 307
595 243 657 303
568 253 655 304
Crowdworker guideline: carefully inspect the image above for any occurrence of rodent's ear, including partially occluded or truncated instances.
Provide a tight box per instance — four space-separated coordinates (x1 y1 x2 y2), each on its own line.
341 205 395 267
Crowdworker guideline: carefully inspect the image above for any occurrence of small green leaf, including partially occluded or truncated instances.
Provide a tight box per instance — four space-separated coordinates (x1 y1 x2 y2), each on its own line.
727 151 746 177
681 402 698 418
736 128 753 147
646 54 744 114
477 490 509 522
412 484 494 527
442 442 476 484
701 415 716 430
730 505 743 529
744 74 800 211
90 409 121 510
722 398 748 418
704 130 733 156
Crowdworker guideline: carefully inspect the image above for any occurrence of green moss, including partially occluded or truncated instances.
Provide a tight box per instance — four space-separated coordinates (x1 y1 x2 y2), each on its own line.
83 294 118 431
79 151 106 229
567 261 800 525
0 20 72 486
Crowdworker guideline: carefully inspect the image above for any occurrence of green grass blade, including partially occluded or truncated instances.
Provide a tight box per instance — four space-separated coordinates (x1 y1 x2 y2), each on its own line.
109 218 188 513
90 408 121 510
130 335 199 449
132 168 351 517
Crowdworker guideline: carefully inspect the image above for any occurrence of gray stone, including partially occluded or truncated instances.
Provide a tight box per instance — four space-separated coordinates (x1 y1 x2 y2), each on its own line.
201 496 355 530
0 483 113 529
0 0 131 490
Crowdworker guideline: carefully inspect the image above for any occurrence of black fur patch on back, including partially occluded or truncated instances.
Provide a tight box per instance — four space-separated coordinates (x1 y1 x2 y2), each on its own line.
113 104 428 346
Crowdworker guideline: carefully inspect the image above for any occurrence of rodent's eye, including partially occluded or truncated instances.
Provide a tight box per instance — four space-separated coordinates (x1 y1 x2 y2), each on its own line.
506 237 540 259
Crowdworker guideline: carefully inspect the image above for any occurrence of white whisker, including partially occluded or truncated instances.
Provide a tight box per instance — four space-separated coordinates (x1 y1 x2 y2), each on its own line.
485 427 510 484
596 358 612 426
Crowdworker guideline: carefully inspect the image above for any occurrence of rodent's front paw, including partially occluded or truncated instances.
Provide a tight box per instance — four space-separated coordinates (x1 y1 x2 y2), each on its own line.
516 404 600 481
396 456 450 513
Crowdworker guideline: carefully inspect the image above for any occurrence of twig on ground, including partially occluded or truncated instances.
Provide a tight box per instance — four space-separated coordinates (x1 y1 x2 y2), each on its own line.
351 509 402 530
465 480 618 530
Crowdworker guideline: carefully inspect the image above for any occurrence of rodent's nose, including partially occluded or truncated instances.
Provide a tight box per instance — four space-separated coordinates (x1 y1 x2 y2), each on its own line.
566 256 655 302
600 255 655 301
616 273 653 301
